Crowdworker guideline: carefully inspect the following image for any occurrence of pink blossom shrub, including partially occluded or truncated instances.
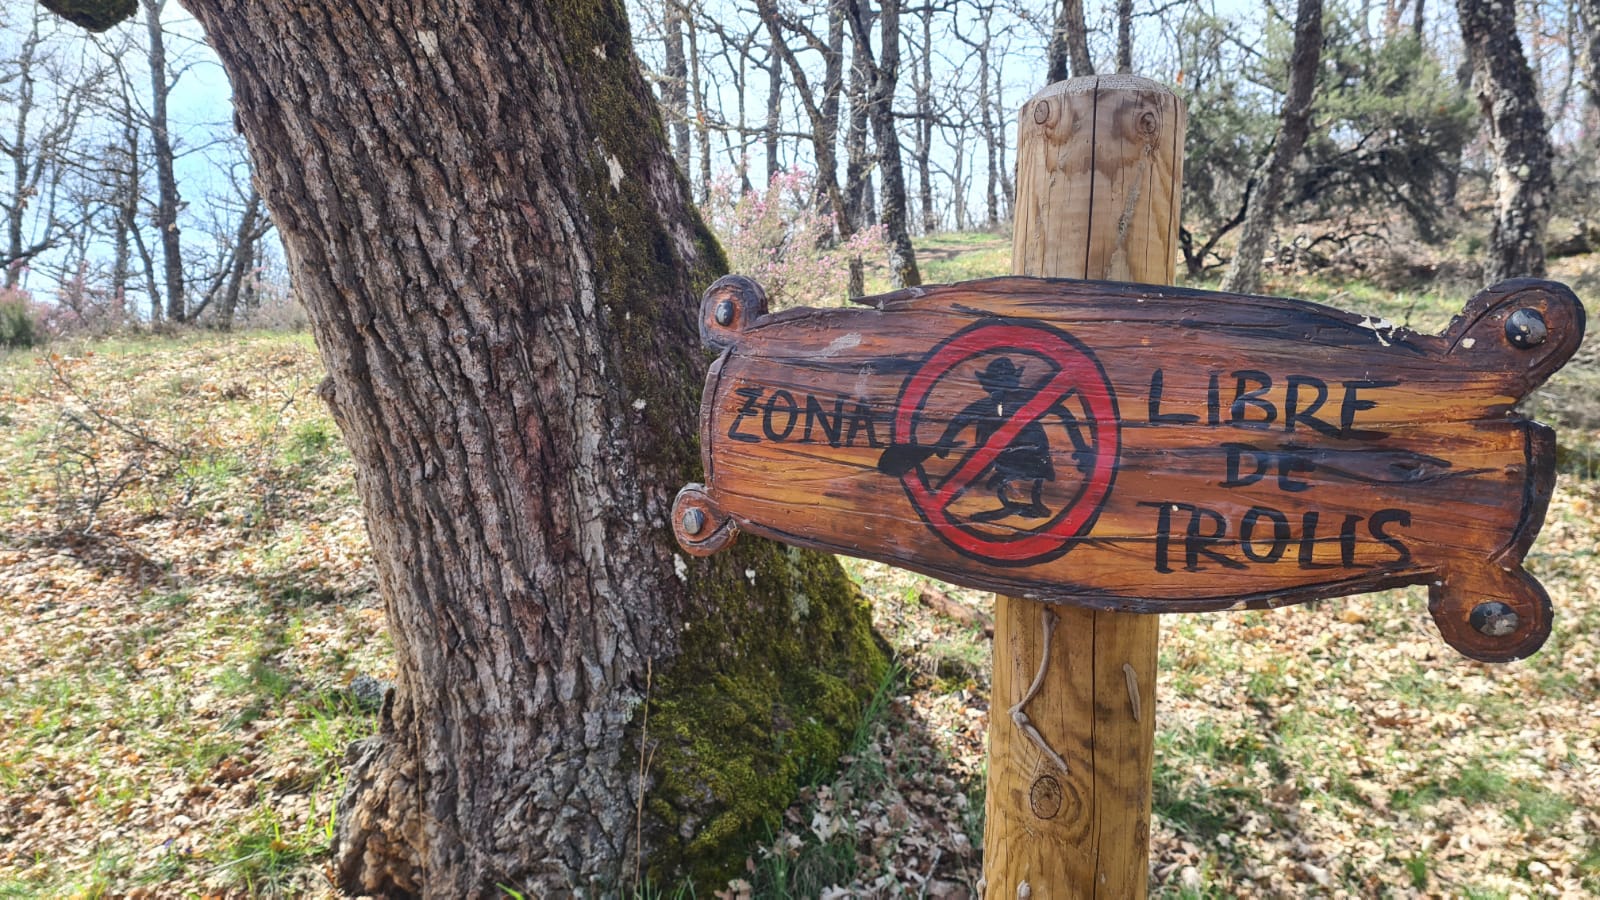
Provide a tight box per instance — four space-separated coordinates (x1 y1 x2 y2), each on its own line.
703 167 887 309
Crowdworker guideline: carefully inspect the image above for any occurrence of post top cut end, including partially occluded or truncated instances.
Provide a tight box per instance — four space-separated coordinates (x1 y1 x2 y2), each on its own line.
1028 74 1177 104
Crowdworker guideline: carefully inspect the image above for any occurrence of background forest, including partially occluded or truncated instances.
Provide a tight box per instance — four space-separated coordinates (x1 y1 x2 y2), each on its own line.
2 0 1599 896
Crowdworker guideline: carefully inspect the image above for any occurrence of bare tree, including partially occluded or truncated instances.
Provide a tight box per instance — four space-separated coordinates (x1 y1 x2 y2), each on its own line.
1457 0 1556 280
1581 0 1600 118
140 0 187 321
1 9 103 286
844 23 875 231
755 0 851 230
662 1 691 170
1047 0 1093 83
953 0 1003 229
1220 0 1323 294
846 0 922 287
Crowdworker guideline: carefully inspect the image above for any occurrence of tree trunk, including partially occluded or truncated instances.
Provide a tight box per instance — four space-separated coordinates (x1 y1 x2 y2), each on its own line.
1581 0 1600 120
765 49 783 184
1116 0 1133 73
215 188 263 329
687 11 712 204
848 0 921 287
144 0 185 322
170 0 885 895
1047 0 1093 84
822 1 848 230
915 3 935 234
979 7 999 229
1220 0 1323 295
663 0 691 172
845 34 875 230
1457 0 1556 281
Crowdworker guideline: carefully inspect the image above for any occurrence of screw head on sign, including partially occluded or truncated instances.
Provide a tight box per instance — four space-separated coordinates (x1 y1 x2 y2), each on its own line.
1469 601 1520 638
714 298 736 327
681 507 706 536
1505 308 1547 349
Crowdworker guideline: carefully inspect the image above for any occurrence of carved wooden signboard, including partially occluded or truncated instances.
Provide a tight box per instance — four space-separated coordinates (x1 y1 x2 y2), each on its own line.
673 274 1585 663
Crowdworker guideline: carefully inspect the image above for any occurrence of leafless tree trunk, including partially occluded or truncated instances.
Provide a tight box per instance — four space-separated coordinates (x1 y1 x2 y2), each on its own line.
209 187 265 328
1581 0 1600 118
686 11 712 203
845 32 875 232
1457 0 1556 280
55 0 892 895
1116 0 1133 72
142 0 186 322
1221 0 1323 294
1047 0 1093 83
663 0 691 172
914 2 936 234
847 0 921 287
764 45 782 183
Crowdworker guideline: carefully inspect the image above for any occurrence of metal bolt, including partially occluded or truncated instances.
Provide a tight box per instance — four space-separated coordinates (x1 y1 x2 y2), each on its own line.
681 507 706 536
713 298 735 327
1505 308 1547 349
1469 601 1520 638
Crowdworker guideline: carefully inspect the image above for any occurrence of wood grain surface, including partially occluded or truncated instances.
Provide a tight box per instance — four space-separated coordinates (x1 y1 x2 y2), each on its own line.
674 273 1584 663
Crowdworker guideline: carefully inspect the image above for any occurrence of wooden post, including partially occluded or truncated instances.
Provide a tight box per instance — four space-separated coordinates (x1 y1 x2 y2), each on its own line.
983 75 1185 899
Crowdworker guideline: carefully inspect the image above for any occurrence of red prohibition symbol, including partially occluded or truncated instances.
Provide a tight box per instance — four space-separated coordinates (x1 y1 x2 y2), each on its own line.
882 320 1120 565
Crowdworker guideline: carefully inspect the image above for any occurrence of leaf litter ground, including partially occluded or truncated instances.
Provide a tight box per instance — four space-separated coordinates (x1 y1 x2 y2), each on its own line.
0 308 1596 897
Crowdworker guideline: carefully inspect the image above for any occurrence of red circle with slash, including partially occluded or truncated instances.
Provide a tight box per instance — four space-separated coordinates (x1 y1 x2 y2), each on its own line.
893 320 1119 565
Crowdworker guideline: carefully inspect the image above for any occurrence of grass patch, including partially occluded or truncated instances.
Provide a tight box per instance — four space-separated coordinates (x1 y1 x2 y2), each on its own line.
208 806 325 896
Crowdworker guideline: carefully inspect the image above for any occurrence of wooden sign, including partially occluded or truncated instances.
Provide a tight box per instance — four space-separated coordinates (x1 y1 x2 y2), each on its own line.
673 274 1585 662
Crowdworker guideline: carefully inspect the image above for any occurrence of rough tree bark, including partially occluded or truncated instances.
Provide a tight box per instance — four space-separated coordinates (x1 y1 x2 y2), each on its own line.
1457 0 1556 281
847 0 921 287
1046 0 1093 84
100 0 888 895
1220 0 1323 295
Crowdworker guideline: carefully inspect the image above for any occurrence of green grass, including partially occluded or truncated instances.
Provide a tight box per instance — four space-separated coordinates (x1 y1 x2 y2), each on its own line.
208 805 326 896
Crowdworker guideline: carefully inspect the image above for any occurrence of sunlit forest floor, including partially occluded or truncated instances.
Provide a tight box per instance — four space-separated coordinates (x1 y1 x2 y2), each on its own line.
1 238 1597 897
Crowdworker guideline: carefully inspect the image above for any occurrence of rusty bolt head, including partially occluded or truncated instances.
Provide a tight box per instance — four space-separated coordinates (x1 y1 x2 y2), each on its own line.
1469 601 1520 638
681 507 706 536
713 298 735 327
1505 308 1547 349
